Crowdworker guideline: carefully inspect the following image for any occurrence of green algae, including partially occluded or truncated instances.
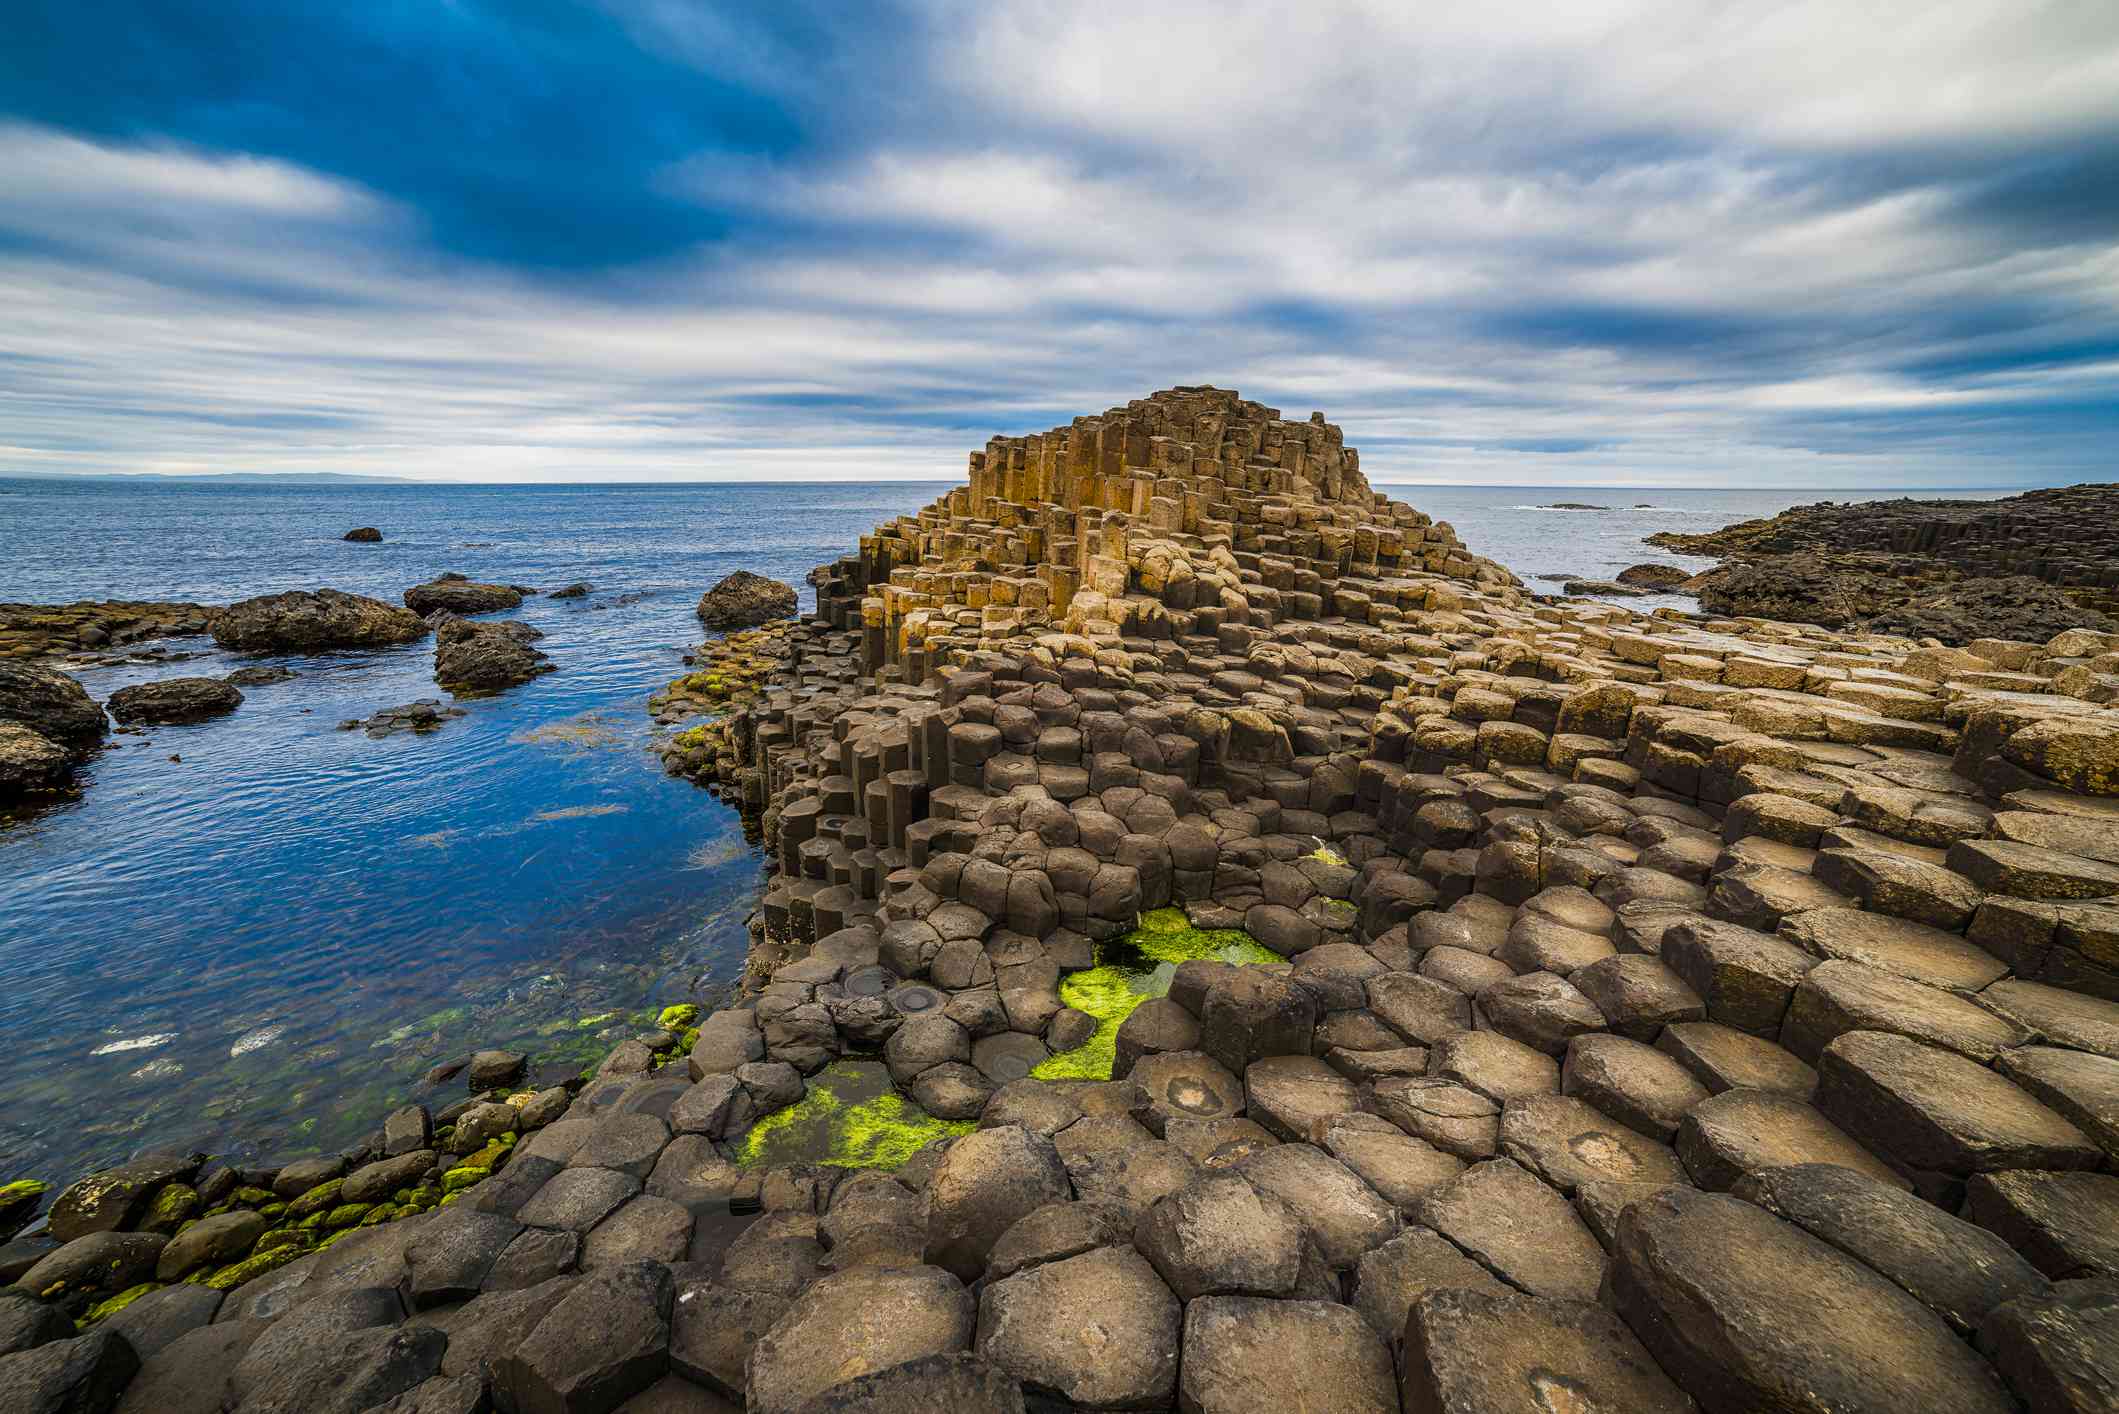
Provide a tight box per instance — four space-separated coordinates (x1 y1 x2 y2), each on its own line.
1030 907 1278 1082
204 1246 302 1290
0 1179 48 1209
735 1060 973 1172
80 1283 160 1328
442 1165 490 1193
657 1004 700 1030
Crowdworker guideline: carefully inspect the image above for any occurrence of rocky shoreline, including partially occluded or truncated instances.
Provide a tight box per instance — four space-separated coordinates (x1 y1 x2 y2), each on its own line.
1647 484 2119 645
6 392 2119 1411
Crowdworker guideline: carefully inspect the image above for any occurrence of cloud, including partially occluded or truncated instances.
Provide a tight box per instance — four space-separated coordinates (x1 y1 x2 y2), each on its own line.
0 0 2115 485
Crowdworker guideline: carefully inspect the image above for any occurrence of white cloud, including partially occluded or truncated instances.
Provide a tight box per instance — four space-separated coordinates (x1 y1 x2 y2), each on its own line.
1 1 2116 486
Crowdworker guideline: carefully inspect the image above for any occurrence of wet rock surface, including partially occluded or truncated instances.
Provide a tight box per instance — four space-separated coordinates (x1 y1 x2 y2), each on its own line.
13 389 2119 1411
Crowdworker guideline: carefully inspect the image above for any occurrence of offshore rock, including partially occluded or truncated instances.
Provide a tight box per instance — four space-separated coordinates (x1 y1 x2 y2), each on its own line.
0 661 107 794
343 527 383 542
212 589 428 653
433 617 552 696
403 575 525 616
697 570 797 631
106 677 242 725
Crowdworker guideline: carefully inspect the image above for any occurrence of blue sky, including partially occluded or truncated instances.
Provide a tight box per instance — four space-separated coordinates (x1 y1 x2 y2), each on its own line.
2 1 2116 485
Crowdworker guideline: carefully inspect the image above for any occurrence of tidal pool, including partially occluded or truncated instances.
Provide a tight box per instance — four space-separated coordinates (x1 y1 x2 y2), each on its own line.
1032 907 1278 1081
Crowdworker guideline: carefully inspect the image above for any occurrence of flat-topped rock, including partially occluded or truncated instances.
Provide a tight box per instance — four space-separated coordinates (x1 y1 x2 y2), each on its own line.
1610 1188 2017 1414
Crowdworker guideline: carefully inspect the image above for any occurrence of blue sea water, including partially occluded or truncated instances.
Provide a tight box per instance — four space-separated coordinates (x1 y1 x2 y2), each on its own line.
0 478 2009 1187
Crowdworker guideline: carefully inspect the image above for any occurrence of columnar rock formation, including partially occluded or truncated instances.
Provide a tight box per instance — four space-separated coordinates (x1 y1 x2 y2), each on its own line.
9 388 2118 1411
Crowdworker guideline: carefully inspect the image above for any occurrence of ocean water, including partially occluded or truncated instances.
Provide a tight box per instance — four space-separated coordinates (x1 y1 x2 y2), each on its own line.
0 478 2008 1187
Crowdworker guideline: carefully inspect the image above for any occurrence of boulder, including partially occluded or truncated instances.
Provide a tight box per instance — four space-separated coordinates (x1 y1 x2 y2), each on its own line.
343 527 382 543
433 618 553 695
213 589 427 652
0 721 77 796
403 577 524 616
696 571 797 631
106 677 242 725
0 663 106 793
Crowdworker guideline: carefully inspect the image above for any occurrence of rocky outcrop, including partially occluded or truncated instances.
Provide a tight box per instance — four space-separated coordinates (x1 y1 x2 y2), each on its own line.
403 575 525 616
107 678 243 725
1 601 219 660
433 618 552 696
697 571 796 631
0 662 106 797
211 590 428 653
1650 485 2119 645
13 386 2119 1413
342 527 383 543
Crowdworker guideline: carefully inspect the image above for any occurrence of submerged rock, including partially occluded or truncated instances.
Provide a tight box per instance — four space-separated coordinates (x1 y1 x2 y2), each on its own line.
696 570 796 631
340 700 467 737
106 677 243 725
212 589 428 653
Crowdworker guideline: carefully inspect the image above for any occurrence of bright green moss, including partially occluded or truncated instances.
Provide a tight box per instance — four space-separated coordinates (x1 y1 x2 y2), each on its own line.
441 1166 489 1193
657 1003 701 1030
323 1203 372 1228
203 1246 303 1291
0 1179 48 1208
81 1283 160 1326
1030 909 1278 1083
736 1060 974 1172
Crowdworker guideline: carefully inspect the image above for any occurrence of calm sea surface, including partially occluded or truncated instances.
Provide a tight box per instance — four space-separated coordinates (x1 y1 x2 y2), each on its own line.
0 478 2009 1186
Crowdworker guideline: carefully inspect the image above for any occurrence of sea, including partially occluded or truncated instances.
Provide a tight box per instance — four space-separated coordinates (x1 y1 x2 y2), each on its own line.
0 479 2012 1187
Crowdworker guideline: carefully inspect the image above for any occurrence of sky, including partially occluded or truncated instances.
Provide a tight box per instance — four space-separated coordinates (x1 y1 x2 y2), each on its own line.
2 2 2117 487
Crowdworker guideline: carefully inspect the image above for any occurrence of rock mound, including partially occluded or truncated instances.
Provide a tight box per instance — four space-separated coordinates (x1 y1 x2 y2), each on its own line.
434 618 552 695
1616 563 1692 588
403 576 524 616
697 571 796 631
343 527 382 543
0 662 106 797
212 590 428 653
107 678 243 725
